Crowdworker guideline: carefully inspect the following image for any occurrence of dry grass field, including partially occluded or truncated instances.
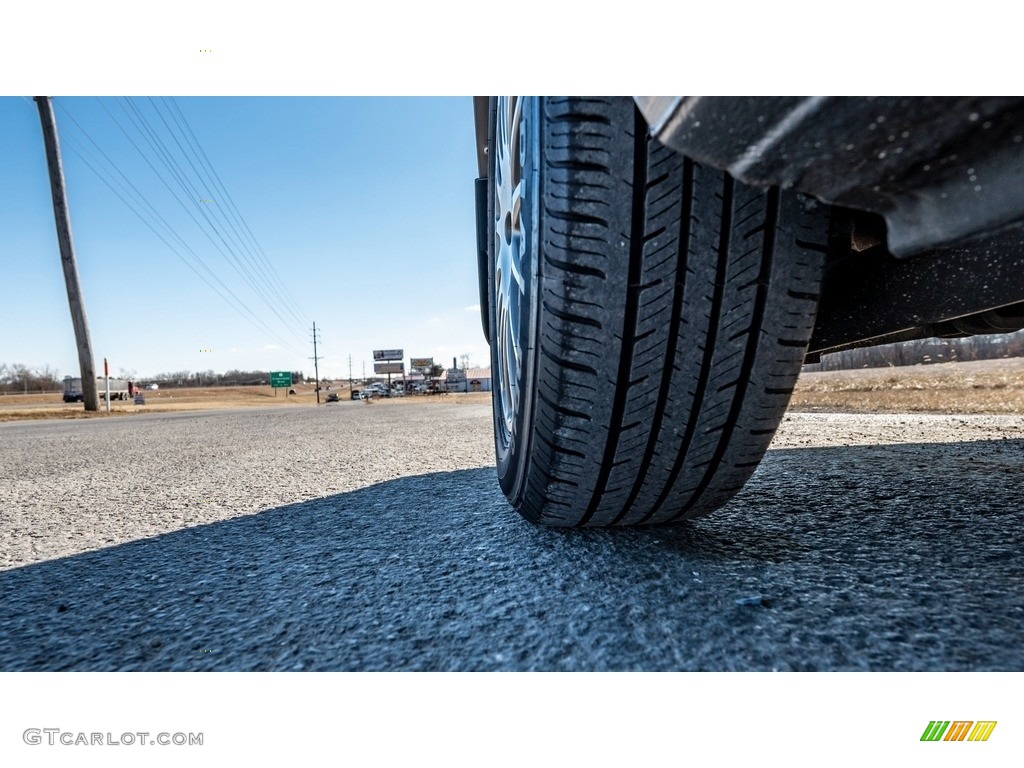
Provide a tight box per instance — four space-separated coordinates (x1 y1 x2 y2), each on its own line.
790 357 1024 414
0 383 492 422
2 357 1023 422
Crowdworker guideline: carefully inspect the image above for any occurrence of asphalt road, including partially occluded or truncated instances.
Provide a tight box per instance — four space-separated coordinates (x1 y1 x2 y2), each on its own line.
1 399 1022 671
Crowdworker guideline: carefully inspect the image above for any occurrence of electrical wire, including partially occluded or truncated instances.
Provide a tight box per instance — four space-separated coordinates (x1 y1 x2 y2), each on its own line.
163 97 311 326
56 129 303 355
160 97 310 327
114 97 306 341
144 97 308 329
48 98 307 357
92 96 308 347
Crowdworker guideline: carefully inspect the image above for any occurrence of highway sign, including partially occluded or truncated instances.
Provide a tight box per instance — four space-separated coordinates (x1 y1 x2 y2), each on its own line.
270 371 291 388
373 349 403 361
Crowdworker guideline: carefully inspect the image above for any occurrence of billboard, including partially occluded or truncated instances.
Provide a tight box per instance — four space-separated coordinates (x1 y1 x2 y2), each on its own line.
373 349 403 361
374 362 404 374
410 357 434 373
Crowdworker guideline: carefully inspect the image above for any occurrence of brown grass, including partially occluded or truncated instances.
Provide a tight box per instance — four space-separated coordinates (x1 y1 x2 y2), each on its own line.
0 384 492 422
791 357 1024 414
5 357 1021 422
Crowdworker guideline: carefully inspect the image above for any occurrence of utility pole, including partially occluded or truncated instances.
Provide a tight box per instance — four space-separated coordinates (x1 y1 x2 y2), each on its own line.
310 322 322 404
36 96 99 412
347 354 353 393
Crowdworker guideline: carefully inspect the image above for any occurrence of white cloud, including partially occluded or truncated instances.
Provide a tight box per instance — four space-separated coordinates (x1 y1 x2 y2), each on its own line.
263 344 279 350
465 304 480 312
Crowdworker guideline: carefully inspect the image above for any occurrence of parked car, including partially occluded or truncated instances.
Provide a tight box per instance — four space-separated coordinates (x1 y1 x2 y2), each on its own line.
350 389 362 401
472 96 1024 528
326 392 339 403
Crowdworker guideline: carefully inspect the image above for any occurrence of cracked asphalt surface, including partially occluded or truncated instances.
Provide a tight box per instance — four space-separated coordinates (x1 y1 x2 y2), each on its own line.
1 399 1022 670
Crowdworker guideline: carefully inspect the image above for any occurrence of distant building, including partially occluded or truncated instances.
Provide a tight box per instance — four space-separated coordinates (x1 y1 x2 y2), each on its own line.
445 366 468 393
465 367 491 392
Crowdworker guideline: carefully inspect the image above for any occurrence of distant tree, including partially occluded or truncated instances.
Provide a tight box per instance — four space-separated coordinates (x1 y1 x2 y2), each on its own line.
11 363 30 392
33 365 61 392
0 363 18 394
0 363 61 393
807 328 1024 371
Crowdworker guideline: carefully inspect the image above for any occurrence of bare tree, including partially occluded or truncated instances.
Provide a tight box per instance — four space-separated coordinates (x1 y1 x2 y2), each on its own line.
806 329 1024 371
33 365 61 392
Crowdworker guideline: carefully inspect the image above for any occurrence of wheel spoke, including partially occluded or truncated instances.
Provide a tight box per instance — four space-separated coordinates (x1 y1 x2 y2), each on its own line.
494 96 529 444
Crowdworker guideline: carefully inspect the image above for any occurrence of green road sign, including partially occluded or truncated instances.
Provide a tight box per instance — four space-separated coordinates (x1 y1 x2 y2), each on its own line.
270 371 291 388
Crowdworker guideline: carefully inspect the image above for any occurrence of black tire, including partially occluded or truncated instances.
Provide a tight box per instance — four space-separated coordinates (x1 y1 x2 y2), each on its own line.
487 96 830 527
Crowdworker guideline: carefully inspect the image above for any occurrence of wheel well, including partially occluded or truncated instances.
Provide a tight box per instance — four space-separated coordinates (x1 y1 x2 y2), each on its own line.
808 206 1024 358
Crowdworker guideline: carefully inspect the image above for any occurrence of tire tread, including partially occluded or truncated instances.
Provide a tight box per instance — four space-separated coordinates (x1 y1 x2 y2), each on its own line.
506 97 828 527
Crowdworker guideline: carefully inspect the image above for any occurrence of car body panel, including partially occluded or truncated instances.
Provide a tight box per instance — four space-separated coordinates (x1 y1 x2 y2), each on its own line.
634 96 1024 256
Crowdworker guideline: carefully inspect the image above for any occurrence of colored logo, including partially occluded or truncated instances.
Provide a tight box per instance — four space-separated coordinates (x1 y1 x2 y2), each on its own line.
921 721 997 742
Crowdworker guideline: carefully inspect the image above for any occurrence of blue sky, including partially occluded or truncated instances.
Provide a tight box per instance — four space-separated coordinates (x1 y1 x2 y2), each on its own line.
0 5 998 385
0 97 484 380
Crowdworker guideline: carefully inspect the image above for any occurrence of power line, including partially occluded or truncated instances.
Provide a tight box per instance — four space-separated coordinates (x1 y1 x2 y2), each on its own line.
165 97 309 323
145 97 308 329
92 96 308 348
115 98 306 342
161 97 310 327
55 125 303 355
51 99 305 356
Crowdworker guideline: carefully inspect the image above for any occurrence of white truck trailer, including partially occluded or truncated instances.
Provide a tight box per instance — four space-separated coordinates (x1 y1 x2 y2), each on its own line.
62 376 132 403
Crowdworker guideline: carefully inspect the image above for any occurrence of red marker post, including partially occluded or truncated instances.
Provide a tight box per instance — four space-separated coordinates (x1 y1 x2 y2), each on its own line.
104 357 110 413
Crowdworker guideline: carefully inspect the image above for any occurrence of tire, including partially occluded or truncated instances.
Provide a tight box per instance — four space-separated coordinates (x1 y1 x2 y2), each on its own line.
487 96 830 527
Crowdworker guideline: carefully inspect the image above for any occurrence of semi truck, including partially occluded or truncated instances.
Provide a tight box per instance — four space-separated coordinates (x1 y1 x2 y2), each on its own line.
62 376 132 403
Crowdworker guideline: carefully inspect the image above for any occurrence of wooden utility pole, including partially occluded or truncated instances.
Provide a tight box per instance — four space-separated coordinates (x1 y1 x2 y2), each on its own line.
310 322 322 404
35 96 99 411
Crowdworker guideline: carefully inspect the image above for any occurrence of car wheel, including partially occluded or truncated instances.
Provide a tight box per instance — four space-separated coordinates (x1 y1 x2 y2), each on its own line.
487 96 830 527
